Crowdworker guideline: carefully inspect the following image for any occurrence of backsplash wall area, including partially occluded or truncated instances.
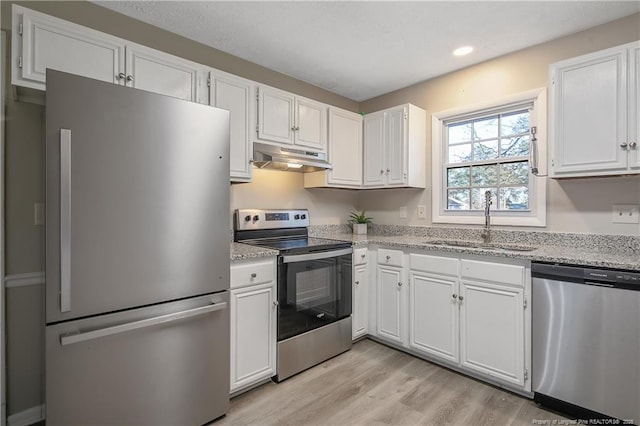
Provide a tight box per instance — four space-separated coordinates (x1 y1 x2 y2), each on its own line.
230 169 358 228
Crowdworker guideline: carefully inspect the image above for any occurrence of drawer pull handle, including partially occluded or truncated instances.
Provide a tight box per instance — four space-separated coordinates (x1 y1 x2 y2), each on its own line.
360 254 366 258
452 294 457 299
386 255 391 260
250 273 257 278
459 296 464 301
355 281 360 286
397 282 403 287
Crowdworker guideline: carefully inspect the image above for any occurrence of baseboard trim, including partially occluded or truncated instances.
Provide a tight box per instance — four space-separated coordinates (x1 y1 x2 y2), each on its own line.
4 272 44 289
7 404 44 426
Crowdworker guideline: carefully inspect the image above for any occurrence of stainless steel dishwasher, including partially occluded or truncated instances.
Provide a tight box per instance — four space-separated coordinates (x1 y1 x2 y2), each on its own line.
532 263 640 422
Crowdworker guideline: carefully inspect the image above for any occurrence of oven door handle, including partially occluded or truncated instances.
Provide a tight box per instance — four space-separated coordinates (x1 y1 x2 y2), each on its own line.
282 247 352 263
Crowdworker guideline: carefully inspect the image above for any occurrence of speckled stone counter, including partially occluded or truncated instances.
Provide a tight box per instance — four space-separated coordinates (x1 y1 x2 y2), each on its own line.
312 230 640 272
231 242 278 261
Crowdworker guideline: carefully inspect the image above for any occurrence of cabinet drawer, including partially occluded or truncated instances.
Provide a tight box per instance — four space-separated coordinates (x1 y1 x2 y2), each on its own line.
231 259 275 289
378 248 403 267
353 247 368 265
460 259 524 287
410 253 458 276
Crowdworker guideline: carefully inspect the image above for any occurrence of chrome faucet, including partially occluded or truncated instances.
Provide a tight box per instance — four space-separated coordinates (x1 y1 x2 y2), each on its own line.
481 190 492 244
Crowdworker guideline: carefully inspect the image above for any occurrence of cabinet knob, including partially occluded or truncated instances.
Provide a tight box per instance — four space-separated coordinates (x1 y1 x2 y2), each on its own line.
397 282 403 287
273 300 279 307
386 168 390 173
620 142 629 149
386 255 391 260
459 296 464 301
360 254 366 258
630 141 637 149
380 169 384 174
452 294 457 299
355 281 360 286
249 159 255 164
117 72 126 80
126 74 134 82
250 273 257 278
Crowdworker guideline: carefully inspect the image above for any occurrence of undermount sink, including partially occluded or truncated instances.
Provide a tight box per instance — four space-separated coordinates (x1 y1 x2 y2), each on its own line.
425 240 537 252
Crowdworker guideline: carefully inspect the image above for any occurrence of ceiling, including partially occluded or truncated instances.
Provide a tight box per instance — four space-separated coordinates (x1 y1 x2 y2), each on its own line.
94 1 640 102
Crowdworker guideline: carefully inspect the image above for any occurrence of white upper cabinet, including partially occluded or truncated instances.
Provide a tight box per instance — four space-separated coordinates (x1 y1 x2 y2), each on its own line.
210 71 254 182
125 43 203 103
631 44 640 169
304 107 363 189
363 111 386 187
257 86 296 145
12 4 124 90
12 5 206 103
256 85 327 152
363 104 426 188
549 41 640 177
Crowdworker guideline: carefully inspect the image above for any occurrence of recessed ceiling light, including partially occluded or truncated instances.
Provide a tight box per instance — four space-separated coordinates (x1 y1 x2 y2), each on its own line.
453 46 474 56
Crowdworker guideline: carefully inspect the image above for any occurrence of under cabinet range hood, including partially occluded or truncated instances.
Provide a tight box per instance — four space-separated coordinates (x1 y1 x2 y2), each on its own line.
252 142 332 172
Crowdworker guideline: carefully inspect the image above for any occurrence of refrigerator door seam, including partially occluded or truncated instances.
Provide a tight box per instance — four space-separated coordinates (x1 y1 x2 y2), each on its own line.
60 301 228 346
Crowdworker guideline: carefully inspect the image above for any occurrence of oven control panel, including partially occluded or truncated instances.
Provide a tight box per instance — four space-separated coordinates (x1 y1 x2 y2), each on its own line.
235 209 310 230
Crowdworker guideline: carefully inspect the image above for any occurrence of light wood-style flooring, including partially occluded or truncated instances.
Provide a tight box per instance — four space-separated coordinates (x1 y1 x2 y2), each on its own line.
216 339 566 425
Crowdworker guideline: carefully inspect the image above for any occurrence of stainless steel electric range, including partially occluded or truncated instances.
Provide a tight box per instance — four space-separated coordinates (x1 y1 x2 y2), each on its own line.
234 209 353 381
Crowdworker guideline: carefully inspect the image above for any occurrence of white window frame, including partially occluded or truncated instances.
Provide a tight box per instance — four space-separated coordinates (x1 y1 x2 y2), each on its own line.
432 88 547 227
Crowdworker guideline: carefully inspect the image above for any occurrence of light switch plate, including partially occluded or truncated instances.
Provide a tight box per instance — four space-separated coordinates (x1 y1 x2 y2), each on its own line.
399 206 408 219
612 204 640 224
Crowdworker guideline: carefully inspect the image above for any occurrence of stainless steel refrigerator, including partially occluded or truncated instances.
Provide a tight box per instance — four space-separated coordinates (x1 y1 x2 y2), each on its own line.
45 70 231 425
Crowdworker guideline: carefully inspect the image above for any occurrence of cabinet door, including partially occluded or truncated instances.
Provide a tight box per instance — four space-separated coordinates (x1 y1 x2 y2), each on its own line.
212 72 253 182
409 272 458 363
376 265 406 345
386 106 407 185
328 108 363 187
550 47 628 176
125 44 200 102
353 264 368 339
17 7 124 89
257 86 295 145
295 98 327 150
630 44 640 170
459 280 525 387
363 112 385 187
230 283 276 393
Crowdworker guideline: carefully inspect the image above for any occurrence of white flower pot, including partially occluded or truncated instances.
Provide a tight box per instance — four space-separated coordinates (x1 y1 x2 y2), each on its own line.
353 223 367 235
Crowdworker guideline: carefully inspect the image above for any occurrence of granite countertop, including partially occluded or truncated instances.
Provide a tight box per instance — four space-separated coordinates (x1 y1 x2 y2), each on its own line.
316 233 640 272
231 227 640 271
231 242 278 261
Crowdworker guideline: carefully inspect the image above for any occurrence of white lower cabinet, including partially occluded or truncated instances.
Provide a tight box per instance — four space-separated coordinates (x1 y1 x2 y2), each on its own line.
459 280 525 387
230 258 277 394
352 264 368 339
409 271 459 363
373 248 408 347
369 248 530 393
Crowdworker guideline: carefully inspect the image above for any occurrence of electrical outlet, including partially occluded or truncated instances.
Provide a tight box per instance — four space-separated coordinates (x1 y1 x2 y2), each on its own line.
417 205 427 219
612 204 640 224
399 206 407 219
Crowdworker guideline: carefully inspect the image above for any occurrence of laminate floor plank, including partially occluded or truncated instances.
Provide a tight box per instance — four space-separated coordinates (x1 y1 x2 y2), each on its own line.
215 339 566 426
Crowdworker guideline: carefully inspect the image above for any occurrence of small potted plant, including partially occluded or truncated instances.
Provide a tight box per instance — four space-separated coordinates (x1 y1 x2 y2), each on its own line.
349 209 373 235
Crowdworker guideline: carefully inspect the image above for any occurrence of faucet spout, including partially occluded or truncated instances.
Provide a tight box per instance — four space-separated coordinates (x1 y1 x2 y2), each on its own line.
481 190 492 243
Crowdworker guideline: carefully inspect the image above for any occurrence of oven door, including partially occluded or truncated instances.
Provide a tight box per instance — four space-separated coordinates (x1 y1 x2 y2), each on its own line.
278 247 352 341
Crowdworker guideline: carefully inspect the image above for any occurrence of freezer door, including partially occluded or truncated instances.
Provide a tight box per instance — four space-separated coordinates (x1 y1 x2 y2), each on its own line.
46 292 230 426
46 70 230 323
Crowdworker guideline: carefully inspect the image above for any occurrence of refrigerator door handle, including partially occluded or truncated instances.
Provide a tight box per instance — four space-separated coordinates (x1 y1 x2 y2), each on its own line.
60 301 228 346
60 129 72 313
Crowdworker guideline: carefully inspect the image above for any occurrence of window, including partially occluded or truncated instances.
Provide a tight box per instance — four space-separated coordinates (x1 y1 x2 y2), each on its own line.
432 89 547 227
446 108 531 211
